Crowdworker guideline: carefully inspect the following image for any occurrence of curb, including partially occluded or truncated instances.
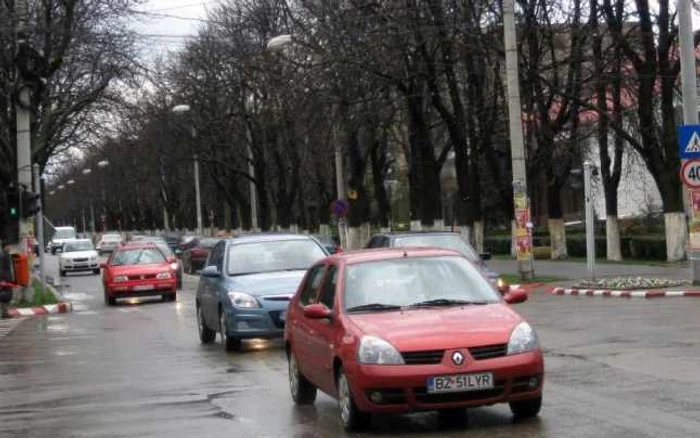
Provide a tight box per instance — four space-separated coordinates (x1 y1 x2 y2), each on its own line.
550 287 700 298
6 302 73 318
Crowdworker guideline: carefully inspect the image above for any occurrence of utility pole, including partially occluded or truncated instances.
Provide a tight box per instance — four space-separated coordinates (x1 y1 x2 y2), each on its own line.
193 154 203 235
583 162 595 280
503 0 534 280
15 0 32 250
678 0 700 283
33 164 45 287
248 140 258 231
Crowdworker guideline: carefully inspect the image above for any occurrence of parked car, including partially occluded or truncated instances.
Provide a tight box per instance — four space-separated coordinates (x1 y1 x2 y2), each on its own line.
59 239 100 276
130 235 182 289
365 231 504 290
101 242 178 305
161 231 184 254
182 237 221 274
285 247 541 431
179 234 201 252
195 234 329 351
49 226 77 254
314 235 342 254
96 233 123 254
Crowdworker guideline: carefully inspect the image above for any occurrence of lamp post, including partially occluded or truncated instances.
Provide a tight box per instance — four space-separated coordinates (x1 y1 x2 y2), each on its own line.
266 34 346 242
172 104 204 235
97 160 109 232
82 168 95 236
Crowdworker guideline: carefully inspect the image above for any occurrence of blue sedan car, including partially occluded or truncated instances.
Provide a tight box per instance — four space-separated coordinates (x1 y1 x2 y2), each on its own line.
196 234 329 351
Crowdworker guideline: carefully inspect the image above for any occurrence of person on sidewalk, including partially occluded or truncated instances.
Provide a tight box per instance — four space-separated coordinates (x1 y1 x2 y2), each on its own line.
0 243 14 318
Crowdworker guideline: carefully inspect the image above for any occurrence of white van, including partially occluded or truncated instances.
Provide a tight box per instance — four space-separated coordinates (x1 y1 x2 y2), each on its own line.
49 226 77 254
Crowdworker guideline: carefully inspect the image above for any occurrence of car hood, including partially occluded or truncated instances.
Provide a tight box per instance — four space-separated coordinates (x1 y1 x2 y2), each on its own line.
108 264 170 276
227 270 307 297
347 304 521 350
61 251 97 259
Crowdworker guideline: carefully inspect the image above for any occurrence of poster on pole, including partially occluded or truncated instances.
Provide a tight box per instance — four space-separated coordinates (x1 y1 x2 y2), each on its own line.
516 236 532 261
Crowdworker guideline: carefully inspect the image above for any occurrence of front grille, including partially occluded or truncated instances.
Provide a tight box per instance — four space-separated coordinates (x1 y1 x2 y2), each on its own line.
365 388 406 405
401 350 444 365
269 311 285 329
73 258 88 263
468 344 507 360
127 274 157 281
413 381 505 404
263 295 292 302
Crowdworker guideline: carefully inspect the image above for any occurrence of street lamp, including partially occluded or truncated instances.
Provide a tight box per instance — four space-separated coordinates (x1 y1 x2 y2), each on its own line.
266 34 347 242
82 168 92 175
58 185 65 190
98 160 109 168
67 179 75 185
172 104 203 235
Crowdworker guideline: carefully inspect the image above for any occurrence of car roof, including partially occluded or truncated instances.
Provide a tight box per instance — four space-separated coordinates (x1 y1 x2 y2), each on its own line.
373 231 460 238
55 226 75 230
66 239 92 244
226 233 319 244
329 247 463 265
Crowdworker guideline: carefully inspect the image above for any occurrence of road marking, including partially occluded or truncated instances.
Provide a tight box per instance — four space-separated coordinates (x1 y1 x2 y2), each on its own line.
0 318 26 338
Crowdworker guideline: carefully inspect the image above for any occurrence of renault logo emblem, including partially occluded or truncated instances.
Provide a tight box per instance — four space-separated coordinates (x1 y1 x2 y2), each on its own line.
452 351 465 366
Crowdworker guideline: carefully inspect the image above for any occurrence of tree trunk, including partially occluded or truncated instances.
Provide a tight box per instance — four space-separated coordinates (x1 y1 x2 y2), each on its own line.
606 216 622 261
665 212 686 262
548 218 567 260
319 224 331 237
473 220 484 253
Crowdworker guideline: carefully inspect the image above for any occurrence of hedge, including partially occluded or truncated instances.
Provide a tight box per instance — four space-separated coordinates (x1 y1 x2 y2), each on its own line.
484 234 667 261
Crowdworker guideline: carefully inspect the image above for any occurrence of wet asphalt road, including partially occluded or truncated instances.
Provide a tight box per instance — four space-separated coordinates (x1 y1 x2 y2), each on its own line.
1 256 700 437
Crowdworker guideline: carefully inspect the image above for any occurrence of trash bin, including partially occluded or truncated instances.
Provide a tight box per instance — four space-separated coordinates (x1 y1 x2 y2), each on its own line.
11 254 30 287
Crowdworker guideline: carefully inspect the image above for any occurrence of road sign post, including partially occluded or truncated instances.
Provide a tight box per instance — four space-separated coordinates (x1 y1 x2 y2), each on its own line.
677 125 700 285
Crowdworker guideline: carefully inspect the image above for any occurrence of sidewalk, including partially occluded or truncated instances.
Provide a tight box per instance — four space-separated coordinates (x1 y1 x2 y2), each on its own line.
489 259 692 281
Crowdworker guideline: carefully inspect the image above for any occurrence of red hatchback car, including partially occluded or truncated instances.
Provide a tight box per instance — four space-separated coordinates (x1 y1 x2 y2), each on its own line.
102 242 178 305
285 248 543 431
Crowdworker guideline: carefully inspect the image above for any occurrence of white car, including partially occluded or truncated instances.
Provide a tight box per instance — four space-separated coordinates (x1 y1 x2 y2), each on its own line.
50 226 77 254
59 239 100 276
96 233 123 254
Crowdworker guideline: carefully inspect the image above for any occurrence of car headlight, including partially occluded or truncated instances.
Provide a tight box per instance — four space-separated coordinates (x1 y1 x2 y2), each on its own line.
156 272 171 279
113 276 128 282
507 322 539 355
227 291 259 308
170 262 179 271
357 336 405 365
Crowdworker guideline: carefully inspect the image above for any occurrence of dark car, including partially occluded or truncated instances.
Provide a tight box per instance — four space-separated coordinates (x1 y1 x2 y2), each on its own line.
182 237 221 274
195 234 329 351
365 231 502 287
162 231 184 253
130 235 183 289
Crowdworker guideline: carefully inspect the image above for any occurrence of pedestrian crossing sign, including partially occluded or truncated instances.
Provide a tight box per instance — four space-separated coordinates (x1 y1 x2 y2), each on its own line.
677 125 700 159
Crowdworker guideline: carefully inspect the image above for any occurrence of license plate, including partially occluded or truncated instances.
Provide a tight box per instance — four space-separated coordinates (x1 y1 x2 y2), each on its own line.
133 285 155 291
427 372 494 394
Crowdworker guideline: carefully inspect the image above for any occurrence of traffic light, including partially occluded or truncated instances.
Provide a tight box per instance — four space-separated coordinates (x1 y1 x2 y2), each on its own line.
21 189 40 217
1 189 20 245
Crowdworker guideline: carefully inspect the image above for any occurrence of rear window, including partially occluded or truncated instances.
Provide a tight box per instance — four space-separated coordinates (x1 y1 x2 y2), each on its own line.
393 235 479 263
54 229 76 240
111 248 166 266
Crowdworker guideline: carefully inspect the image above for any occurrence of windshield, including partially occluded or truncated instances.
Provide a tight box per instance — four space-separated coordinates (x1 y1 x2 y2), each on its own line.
227 240 327 276
64 241 94 252
393 235 480 262
343 256 499 312
54 229 76 240
111 248 166 266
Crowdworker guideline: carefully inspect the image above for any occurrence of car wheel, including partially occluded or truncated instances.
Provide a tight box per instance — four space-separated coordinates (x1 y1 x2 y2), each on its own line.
104 289 116 306
219 310 241 352
509 396 542 418
197 305 216 344
337 368 371 431
288 351 317 404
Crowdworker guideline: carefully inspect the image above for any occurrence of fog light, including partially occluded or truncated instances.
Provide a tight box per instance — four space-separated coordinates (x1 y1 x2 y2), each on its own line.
369 391 383 404
237 321 250 330
528 377 539 388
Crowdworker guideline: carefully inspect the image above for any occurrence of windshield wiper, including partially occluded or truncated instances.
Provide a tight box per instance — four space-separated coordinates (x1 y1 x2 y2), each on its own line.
408 298 488 308
346 303 402 313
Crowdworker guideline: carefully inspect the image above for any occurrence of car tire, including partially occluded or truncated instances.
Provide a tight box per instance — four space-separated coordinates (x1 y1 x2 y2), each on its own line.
104 289 116 306
509 396 542 418
197 305 216 344
219 310 241 352
337 368 371 432
288 351 317 404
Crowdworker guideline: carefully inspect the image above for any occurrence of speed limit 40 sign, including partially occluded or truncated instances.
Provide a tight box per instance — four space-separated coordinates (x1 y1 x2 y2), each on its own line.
681 159 700 188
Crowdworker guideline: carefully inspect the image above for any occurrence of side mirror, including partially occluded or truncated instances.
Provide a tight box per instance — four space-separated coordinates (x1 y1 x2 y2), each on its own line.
504 289 528 305
303 303 331 320
200 265 221 278
479 252 492 261
100 261 108 269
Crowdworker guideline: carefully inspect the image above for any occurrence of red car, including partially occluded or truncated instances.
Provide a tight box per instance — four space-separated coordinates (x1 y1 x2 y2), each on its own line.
285 248 543 431
102 242 178 305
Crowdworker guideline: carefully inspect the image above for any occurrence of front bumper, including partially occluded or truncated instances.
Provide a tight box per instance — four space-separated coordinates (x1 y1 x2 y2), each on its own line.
345 350 544 413
106 279 176 298
222 305 288 340
62 262 100 272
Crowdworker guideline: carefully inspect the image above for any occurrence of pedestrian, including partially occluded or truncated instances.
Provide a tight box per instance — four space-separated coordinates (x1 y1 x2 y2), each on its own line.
0 242 14 318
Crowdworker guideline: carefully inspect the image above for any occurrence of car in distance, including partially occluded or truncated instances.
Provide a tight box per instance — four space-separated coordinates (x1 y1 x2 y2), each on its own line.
49 226 77 254
285 248 542 431
59 239 100 276
101 242 178 305
195 234 329 351
182 237 221 274
96 233 123 254
314 235 342 254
